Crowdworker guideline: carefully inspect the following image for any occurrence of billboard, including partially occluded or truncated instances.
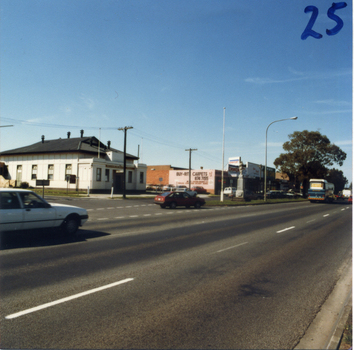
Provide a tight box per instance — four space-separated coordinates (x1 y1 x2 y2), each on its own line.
229 157 241 166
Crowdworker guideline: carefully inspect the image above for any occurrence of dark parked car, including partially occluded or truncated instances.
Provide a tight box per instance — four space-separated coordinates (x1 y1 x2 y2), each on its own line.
154 191 206 209
191 186 207 194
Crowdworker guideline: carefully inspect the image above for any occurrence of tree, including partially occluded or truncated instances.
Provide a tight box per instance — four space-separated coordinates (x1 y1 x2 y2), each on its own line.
274 130 347 196
325 168 348 194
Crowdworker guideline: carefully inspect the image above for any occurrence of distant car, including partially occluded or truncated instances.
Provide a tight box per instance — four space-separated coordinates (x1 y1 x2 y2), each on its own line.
154 191 205 209
244 190 263 200
348 196 352 204
223 187 237 197
191 186 207 194
162 184 175 191
0 189 88 235
266 190 287 199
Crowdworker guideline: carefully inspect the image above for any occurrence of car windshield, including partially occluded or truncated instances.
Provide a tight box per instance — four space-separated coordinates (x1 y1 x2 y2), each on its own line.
19 192 49 209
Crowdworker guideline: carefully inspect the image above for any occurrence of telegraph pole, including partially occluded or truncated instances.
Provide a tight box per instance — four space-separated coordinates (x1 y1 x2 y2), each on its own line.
118 126 133 199
185 148 197 190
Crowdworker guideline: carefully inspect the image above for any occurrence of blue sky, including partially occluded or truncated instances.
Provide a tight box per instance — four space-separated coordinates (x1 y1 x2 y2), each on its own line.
1 0 352 183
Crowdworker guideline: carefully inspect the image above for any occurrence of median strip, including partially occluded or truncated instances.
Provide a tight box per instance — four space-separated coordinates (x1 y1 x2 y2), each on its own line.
5 278 134 320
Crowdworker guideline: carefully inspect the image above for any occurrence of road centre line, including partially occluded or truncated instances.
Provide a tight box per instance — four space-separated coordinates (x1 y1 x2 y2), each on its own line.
323 214 330 217
306 219 316 223
216 242 248 253
5 278 134 320
277 226 295 233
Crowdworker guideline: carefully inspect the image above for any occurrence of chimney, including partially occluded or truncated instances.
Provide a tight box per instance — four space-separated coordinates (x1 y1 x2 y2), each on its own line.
80 129 84 138
67 132 71 139
107 141 111 149
41 135 45 143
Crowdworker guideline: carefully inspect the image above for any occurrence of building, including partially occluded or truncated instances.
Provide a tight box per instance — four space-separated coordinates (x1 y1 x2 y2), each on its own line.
0 132 147 193
146 165 188 187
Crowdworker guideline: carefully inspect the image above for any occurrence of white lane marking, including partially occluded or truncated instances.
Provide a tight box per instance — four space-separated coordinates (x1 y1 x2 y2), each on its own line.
129 215 138 218
155 213 162 216
115 216 125 219
86 209 94 211
277 226 295 233
323 214 330 217
307 219 316 223
116 206 123 209
126 206 132 208
5 278 134 320
97 208 105 210
107 207 115 210
97 218 109 221
216 242 248 253
143 214 151 217
341 208 346 211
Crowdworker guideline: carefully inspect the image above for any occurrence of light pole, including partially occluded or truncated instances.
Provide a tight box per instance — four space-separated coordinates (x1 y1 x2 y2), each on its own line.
221 107 226 202
118 126 133 199
264 117 298 201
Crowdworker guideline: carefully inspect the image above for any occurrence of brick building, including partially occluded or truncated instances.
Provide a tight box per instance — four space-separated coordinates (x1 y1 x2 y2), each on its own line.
146 165 187 187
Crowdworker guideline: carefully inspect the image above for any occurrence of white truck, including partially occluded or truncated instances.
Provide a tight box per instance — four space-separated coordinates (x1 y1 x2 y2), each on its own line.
342 189 352 198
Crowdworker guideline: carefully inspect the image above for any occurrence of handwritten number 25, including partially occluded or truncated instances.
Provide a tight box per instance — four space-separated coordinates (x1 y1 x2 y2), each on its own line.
301 2 347 40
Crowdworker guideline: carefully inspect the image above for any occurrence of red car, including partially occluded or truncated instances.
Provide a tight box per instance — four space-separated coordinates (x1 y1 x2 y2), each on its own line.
348 196 352 204
191 186 207 194
154 191 205 209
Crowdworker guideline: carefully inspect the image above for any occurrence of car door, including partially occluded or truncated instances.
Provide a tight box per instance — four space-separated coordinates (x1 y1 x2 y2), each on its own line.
18 192 57 230
0 192 24 232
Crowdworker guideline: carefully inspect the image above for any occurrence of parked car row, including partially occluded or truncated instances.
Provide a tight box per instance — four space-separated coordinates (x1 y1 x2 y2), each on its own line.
147 184 208 194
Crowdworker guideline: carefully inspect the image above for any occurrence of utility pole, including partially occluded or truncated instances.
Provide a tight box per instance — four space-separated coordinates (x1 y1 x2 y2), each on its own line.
185 148 197 190
118 126 133 199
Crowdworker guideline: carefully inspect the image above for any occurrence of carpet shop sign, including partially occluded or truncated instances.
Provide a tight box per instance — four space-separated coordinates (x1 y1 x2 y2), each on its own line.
174 171 213 185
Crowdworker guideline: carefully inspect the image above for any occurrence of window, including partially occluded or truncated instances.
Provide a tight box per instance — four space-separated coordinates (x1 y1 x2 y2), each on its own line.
31 165 38 180
0 192 21 210
48 164 54 180
128 171 133 183
140 172 144 184
96 168 102 181
65 164 72 180
105 169 110 182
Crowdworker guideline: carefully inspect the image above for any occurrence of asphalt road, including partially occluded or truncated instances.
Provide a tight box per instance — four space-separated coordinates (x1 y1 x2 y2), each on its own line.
0 199 352 349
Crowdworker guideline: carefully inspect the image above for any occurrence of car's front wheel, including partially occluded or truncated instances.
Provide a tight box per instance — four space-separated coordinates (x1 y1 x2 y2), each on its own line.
169 202 177 209
62 215 80 235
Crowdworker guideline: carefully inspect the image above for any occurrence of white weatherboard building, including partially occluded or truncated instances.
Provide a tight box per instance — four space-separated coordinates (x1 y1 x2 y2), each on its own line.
0 133 147 193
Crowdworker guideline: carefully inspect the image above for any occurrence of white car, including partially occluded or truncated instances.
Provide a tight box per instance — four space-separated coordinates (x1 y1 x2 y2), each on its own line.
0 189 88 235
223 187 237 196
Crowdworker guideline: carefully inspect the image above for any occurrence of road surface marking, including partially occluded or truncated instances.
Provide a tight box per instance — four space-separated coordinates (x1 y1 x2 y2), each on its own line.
115 216 125 219
277 226 295 233
307 219 316 223
5 278 134 320
107 207 115 210
97 218 109 221
143 214 151 216
217 242 248 253
129 215 138 218
97 208 105 210
323 214 330 217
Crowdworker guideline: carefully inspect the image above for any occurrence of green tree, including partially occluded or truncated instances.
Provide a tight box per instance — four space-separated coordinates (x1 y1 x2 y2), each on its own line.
274 130 347 196
325 168 348 194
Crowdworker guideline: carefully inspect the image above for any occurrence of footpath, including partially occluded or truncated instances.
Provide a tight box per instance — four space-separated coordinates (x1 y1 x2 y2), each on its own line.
83 193 353 349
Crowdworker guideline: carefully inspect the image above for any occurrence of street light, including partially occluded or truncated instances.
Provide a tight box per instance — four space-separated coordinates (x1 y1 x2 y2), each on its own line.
264 117 298 201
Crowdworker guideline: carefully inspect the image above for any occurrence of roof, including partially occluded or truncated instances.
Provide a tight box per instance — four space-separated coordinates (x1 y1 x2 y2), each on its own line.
0 136 139 160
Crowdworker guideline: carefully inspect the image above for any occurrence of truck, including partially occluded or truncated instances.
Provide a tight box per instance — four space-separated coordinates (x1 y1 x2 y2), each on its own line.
308 179 335 203
342 189 352 198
